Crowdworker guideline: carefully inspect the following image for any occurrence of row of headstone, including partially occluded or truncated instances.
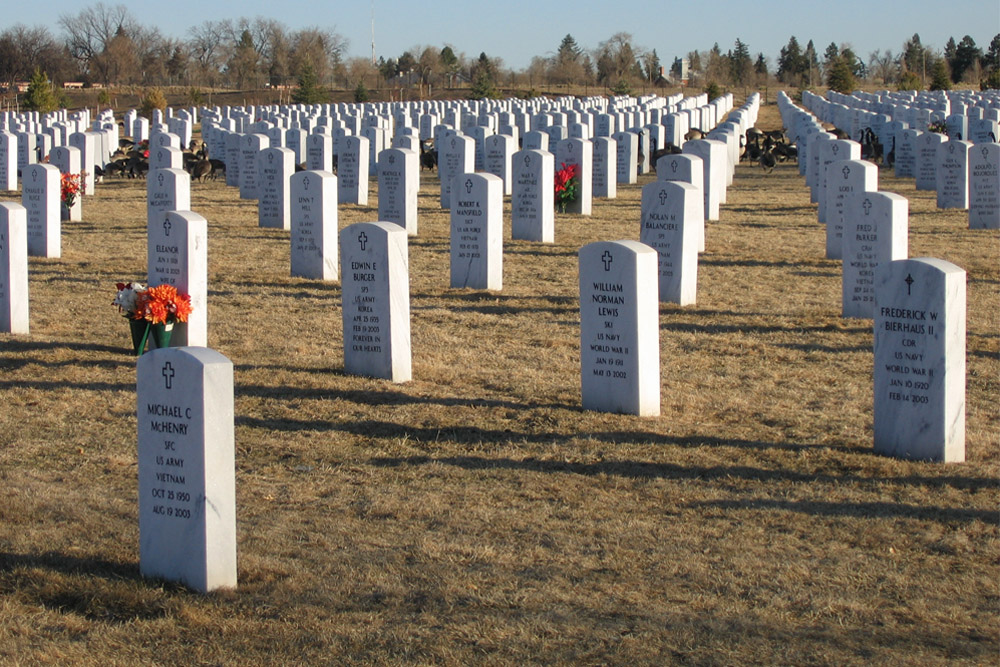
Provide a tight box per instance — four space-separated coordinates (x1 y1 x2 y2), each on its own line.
788 90 999 229
778 91 968 463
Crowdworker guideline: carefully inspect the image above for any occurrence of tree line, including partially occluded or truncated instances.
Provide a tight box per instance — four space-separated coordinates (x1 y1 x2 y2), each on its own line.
1 3 998 102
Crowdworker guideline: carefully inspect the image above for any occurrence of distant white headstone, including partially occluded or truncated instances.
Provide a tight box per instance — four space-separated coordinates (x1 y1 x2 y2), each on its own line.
450 173 503 290
511 149 554 243
306 133 334 173
915 132 946 191
137 347 236 592
579 240 660 416
338 135 370 205
377 147 419 235
639 181 699 305
824 159 878 260
340 222 411 382
49 146 82 221
21 164 60 258
438 134 474 209
483 134 514 195
968 143 999 229
842 192 908 318
874 258 965 462
655 153 705 251
257 147 294 229
147 211 208 348
555 138 593 215
0 203 29 334
0 132 16 191
592 136 617 199
290 170 338 280
239 134 269 200
936 140 972 209
613 131 638 185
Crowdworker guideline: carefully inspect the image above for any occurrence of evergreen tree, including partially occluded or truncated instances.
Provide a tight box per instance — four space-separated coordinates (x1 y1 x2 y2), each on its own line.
729 38 752 84
292 63 326 104
23 68 58 112
984 34 1000 71
951 36 982 83
804 40 819 85
902 33 925 77
777 36 804 84
754 53 768 76
929 58 951 90
826 54 855 93
353 81 370 102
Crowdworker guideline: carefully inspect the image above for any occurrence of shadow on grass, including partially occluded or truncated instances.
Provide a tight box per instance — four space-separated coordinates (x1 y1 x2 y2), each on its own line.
0 551 176 623
366 454 997 504
686 498 997 523
1 339 133 356
234 386 569 412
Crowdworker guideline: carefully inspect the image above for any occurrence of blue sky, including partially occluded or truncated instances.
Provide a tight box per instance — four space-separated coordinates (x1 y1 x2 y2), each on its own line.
5 0 998 70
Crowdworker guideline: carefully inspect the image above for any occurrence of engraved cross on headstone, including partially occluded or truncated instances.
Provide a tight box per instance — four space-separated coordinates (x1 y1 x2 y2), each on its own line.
659 189 668 206
302 175 310 188
670 159 678 173
465 179 473 193
163 218 171 236
357 231 368 250
904 273 914 295
162 361 175 389
601 250 613 271
842 165 851 179
862 198 872 215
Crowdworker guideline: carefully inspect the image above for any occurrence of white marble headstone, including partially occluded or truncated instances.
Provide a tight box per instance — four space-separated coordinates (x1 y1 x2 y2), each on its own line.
0 203 29 334
21 164 60 258
613 131 638 185
511 149 554 243
239 133 269 200
338 135 370 206
592 136 616 199
450 173 503 290
874 258 965 462
936 140 972 209
290 170 338 280
377 147 419 236
137 347 236 592
555 138 593 216
824 159 878 260
579 240 660 416
0 132 16 191
968 143 999 229
258 147 294 230
49 146 82 222
438 134 474 209
842 192 908 319
146 211 208 347
340 222 411 382
915 132 946 191
639 181 699 305
483 134 514 195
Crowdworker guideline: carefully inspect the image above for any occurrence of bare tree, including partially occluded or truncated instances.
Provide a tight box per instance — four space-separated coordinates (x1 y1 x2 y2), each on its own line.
867 49 897 84
58 3 139 83
0 25 73 87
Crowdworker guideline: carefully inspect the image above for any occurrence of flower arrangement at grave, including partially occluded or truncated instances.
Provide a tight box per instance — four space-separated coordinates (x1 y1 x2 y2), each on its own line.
61 172 83 209
139 139 150 158
114 282 192 355
928 121 947 135
554 162 579 213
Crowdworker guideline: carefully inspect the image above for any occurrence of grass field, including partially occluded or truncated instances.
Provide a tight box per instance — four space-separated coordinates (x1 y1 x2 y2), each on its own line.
1 103 998 664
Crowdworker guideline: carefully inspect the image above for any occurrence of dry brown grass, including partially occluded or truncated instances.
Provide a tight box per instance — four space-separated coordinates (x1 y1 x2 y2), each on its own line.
1 102 997 664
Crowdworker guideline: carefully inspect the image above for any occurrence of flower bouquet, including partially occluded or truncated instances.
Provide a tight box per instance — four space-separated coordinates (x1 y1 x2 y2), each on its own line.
554 162 579 213
61 172 83 210
114 282 193 355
